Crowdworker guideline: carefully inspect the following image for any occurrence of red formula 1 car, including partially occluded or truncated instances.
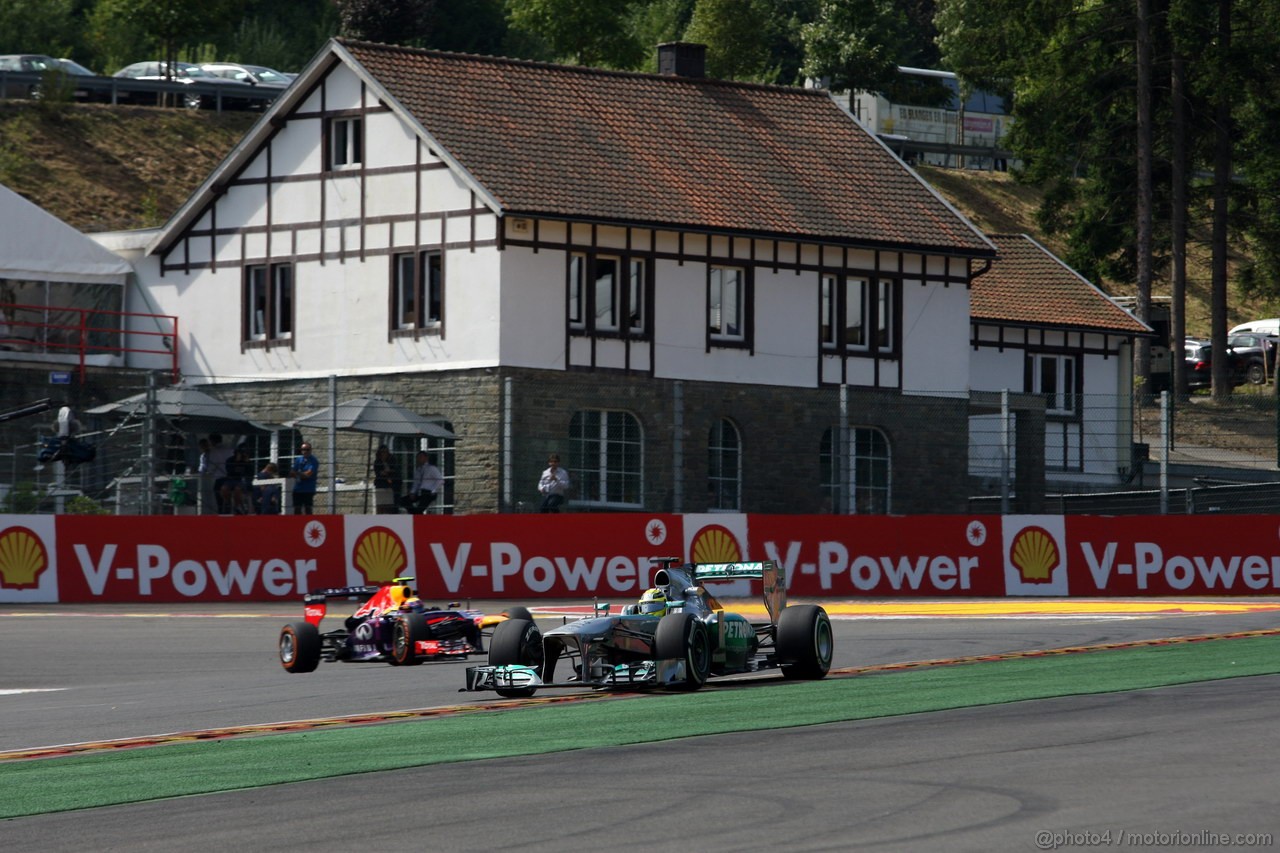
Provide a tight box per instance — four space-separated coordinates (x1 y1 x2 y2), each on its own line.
279 576 531 673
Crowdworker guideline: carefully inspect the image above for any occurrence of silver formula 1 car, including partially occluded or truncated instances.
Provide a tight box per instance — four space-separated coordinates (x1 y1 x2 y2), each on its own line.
463 558 833 698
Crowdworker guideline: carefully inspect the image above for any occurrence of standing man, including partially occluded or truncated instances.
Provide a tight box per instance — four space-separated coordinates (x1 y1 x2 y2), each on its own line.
538 453 570 512
204 433 234 513
290 441 319 514
399 451 443 514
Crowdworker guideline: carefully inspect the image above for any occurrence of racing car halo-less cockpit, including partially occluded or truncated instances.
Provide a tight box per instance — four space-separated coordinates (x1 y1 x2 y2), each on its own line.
279 576 532 673
463 558 833 698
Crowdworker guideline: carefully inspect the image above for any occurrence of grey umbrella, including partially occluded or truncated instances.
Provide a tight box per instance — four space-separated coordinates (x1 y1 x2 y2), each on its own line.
86 385 272 435
290 396 455 512
289 396 455 438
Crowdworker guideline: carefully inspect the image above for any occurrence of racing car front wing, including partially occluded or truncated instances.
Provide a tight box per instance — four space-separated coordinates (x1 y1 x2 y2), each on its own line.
463 658 689 692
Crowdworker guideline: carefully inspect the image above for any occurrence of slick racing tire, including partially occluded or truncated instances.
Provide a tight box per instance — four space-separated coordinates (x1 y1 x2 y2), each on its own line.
488 618 543 698
777 605 834 680
501 606 534 623
390 612 429 666
280 621 321 673
654 611 710 690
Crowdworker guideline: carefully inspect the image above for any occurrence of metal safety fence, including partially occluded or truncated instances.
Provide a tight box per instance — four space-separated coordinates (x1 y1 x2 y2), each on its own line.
3 374 1279 517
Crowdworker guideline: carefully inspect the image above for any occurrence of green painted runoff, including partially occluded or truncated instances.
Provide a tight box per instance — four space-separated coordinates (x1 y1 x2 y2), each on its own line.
2 636 1278 819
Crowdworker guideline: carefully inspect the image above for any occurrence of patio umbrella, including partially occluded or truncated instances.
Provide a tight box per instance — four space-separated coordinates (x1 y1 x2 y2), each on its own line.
86 385 272 435
289 396 455 512
289 396 455 439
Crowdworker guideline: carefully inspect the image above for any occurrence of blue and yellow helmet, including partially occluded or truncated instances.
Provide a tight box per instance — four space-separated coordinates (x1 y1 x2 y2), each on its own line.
637 587 668 616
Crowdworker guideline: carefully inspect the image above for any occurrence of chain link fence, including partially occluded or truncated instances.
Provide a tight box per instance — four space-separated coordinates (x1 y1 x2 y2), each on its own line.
3 374 1279 517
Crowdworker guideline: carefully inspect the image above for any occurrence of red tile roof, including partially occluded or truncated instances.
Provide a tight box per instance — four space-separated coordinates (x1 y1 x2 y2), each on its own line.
338 40 993 256
973 234 1149 333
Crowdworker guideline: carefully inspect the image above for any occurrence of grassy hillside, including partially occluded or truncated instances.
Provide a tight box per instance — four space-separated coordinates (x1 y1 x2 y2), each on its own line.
0 100 1268 336
0 102 255 233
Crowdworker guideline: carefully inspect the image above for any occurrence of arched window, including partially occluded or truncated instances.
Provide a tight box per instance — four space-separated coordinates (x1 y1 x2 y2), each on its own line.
708 418 741 511
569 410 643 507
821 426 890 513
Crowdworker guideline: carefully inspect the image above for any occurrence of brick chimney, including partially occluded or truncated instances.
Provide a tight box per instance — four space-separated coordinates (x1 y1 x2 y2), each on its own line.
657 42 706 78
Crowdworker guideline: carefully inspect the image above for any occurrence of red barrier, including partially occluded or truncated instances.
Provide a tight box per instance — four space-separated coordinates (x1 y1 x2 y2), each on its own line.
4 512 1280 603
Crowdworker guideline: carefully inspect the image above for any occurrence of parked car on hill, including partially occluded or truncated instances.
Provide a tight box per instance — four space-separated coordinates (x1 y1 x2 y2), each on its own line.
113 60 259 110
200 62 294 88
1184 340 1245 390
0 53 96 101
1229 318 1280 336
1227 332 1278 384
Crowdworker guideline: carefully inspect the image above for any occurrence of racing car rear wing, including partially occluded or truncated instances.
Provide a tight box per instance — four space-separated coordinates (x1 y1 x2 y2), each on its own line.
692 561 786 623
302 585 381 626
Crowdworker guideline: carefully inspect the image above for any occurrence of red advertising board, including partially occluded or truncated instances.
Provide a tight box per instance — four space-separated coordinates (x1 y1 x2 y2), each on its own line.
52 515 349 603
746 514 1006 597
1062 514 1280 596
4 512 1280 603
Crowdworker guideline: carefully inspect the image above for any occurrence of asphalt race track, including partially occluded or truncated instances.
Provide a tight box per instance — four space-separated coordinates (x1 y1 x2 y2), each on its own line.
3 600 1280 851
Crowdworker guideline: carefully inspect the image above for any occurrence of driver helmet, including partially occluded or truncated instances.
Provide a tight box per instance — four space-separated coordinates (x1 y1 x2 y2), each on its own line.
637 587 668 616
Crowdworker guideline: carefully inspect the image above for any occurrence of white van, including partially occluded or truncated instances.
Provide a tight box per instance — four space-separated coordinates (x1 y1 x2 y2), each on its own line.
1229 318 1280 336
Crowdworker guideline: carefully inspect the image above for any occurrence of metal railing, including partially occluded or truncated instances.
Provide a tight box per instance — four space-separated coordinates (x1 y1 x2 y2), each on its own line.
0 70 280 112
1 301 179 383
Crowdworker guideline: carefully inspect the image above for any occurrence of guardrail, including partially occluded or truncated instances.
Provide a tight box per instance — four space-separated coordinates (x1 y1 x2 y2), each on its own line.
0 70 279 112
1 301 179 383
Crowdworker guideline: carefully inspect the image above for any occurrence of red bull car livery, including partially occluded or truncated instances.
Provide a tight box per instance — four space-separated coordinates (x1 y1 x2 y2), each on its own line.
278 576 531 672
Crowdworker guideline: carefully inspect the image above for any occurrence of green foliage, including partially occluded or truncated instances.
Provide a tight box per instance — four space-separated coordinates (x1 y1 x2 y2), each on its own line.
65 495 109 515
684 0 779 82
801 0 918 94
2 483 39 514
335 0 433 46
506 0 646 68
0 0 78 56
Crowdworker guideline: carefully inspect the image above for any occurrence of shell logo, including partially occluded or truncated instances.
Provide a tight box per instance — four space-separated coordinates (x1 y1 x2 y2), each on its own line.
351 527 408 584
0 526 49 590
1009 526 1060 584
689 524 742 565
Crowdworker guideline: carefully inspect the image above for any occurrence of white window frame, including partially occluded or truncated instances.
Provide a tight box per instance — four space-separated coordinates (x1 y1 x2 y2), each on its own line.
393 251 443 331
821 425 890 514
708 418 742 511
328 117 363 169
569 409 643 508
709 265 745 341
245 263 293 342
594 255 620 332
1030 353 1078 415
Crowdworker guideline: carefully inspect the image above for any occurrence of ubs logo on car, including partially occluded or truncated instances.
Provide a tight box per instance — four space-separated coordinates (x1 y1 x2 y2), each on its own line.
0 526 49 590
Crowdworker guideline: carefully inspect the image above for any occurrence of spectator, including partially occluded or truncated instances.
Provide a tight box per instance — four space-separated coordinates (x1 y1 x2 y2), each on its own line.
254 461 281 515
398 451 442 514
538 453 570 512
204 433 233 513
290 442 319 514
372 444 400 514
226 445 254 514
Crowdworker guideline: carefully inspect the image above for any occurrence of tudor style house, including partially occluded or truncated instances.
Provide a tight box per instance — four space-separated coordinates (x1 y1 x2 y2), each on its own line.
969 234 1150 494
110 38 1146 516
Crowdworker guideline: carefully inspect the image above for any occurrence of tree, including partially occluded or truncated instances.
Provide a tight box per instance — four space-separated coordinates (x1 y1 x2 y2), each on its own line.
801 0 924 94
506 0 646 68
335 0 434 45
0 0 78 57
86 0 246 74
683 0 779 82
